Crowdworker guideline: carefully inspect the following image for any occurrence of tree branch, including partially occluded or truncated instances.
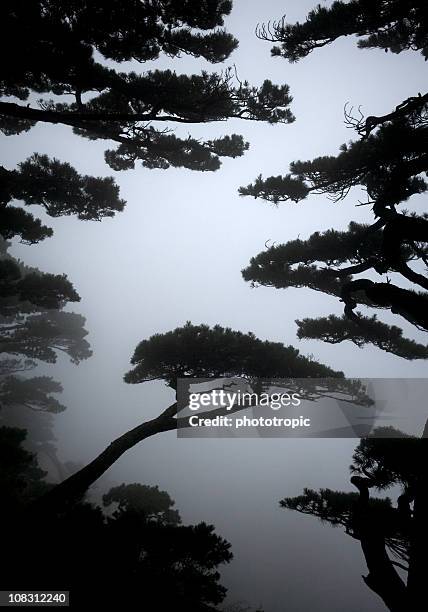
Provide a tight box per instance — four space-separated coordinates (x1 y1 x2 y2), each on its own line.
0 101 223 127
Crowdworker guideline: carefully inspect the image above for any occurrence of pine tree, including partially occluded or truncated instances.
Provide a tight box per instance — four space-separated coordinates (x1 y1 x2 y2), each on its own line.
1 154 125 244
0 237 91 472
241 4 428 360
0 1 294 174
256 0 428 61
35 322 363 510
281 427 426 611
241 222 428 359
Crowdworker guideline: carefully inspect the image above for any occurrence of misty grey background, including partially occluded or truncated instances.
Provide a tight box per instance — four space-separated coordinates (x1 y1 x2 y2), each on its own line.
3 1 427 610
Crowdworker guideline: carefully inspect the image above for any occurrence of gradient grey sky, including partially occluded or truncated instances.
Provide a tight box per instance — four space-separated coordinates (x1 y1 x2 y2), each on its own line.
3 1 427 610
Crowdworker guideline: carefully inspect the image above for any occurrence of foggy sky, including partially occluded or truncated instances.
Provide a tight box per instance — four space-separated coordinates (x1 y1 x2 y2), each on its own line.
4 1 427 610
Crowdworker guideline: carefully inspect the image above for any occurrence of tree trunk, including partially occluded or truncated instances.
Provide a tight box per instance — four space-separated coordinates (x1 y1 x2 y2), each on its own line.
360 534 408 612
33 404 177 513
407 430 428 610
352 477 408 611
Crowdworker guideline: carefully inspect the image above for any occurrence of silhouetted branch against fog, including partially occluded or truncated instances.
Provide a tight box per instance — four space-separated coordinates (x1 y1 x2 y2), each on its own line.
241 1 428 361
281 426 428 611
33 322 370 510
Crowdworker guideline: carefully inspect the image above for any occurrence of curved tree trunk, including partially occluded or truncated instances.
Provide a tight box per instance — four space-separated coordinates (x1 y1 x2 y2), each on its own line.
351 478 408 611
32 394 263 513
33 403 177 513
